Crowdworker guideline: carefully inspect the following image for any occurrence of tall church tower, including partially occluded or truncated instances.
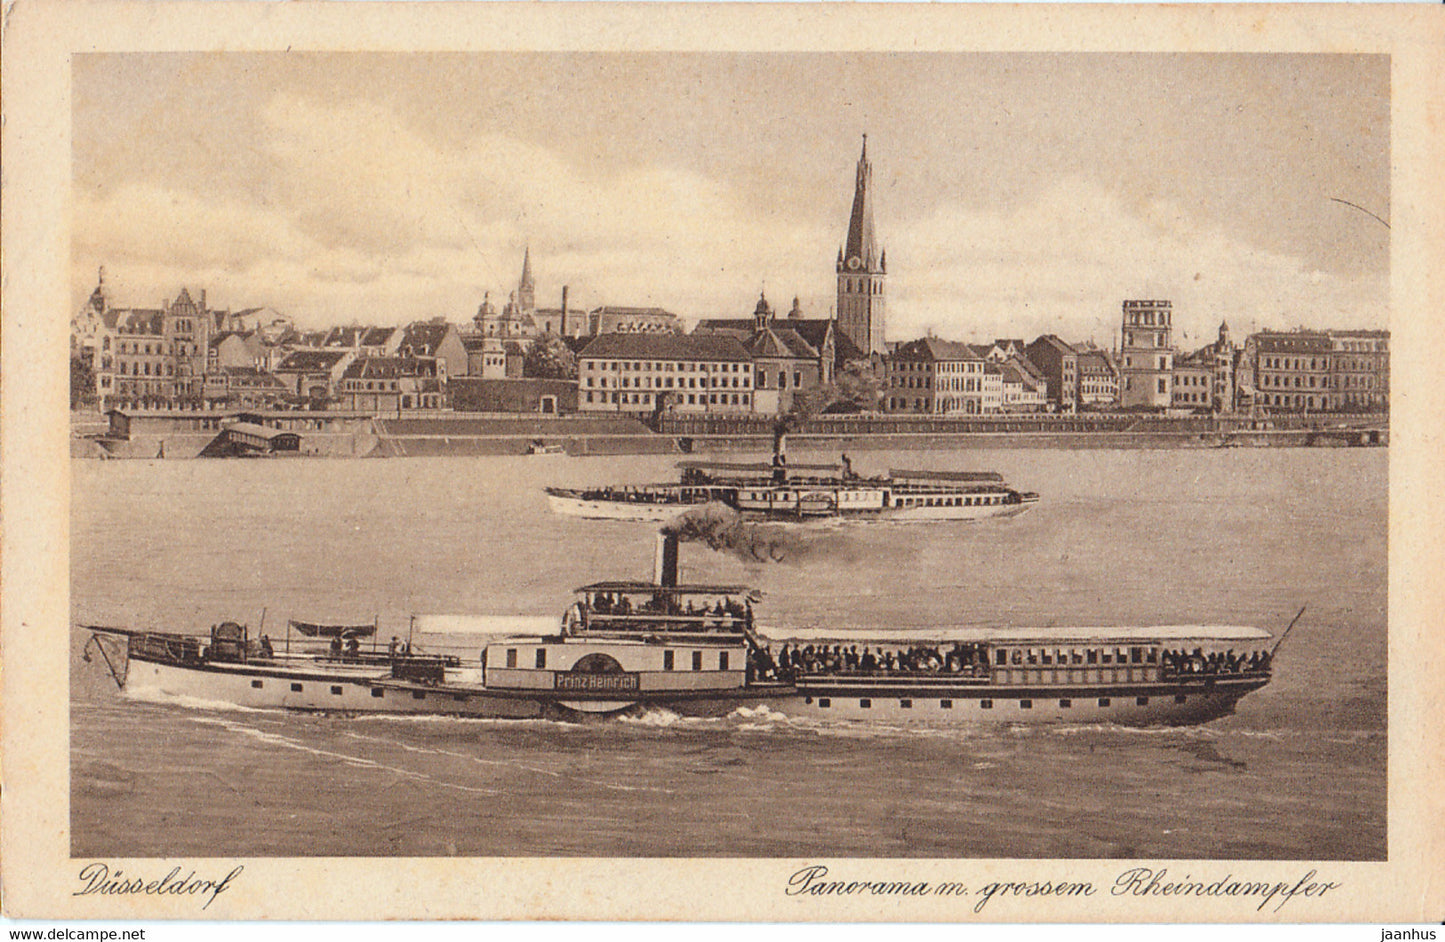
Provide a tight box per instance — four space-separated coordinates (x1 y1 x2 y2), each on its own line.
836 135 886 355
517 246 536 314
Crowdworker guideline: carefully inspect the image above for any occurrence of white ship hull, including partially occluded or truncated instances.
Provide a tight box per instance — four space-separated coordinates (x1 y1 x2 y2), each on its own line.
779 675 1265 726
546 490 1038 523
546 492 701 523
122 649 784 720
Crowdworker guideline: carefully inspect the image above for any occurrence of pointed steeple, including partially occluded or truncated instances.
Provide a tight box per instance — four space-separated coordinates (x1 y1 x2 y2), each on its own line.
835 135 887 355
517 246 536 313
87 266 108 314
843 134 878 271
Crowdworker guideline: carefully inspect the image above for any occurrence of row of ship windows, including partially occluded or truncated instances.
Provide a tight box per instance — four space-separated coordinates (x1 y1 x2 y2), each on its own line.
804 695 1189 709
504 649 729 670
886 495 1004 507
248 679 466 701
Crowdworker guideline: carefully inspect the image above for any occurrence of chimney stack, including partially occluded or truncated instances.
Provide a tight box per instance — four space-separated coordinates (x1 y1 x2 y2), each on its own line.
560 285 570 336
654 532 679 588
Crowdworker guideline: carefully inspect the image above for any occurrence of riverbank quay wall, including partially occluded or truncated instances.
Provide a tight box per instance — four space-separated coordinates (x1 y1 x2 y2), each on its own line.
75 410 670 458
72 409 1388 458
370 415 671 456
660 412 1389 452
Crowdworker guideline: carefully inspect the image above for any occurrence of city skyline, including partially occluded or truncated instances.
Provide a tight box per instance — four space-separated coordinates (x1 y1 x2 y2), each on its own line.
73 52 1389 348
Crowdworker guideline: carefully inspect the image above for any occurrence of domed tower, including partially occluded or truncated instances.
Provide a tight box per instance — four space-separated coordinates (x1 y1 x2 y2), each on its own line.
752 291 774 331
836 135 886 355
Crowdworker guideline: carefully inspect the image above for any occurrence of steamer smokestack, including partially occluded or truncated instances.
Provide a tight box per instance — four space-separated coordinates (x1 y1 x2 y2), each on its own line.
654 532 679 587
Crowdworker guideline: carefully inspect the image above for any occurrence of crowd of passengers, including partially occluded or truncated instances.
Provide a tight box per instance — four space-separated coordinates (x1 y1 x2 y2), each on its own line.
753 643 1274 681
766 642 991 681
1160 648 1272 676
587 593 752 627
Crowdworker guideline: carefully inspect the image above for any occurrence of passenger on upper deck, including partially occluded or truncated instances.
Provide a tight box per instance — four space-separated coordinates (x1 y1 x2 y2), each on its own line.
259 635 274 658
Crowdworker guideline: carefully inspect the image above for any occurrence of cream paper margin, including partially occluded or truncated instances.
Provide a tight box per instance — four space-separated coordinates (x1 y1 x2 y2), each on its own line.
2 1 1442 923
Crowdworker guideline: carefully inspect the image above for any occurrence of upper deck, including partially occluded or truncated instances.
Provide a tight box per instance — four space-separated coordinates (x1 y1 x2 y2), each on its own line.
566 581 760 640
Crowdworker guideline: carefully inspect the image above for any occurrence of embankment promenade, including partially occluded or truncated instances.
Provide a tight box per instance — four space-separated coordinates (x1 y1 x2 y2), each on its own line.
70 410 1389 459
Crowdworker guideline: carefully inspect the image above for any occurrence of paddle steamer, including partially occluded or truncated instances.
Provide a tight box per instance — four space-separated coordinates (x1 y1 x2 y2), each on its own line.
82 537 1283 726
546 444 1038 523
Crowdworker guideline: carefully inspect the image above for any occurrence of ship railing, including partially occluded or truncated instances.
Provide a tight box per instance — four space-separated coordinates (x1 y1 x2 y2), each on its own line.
1160 664 1272 681
795 670 993 685
581 612 749 634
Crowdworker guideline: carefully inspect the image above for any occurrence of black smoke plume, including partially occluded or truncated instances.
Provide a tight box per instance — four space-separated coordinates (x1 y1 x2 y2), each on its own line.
660 503 861 567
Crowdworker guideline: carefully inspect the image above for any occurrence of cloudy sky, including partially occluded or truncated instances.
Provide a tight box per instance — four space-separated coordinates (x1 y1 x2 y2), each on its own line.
73 52 1389 347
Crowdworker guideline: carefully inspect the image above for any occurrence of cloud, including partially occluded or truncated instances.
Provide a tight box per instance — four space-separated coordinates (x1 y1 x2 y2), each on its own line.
74 94 1386 343
887 176 1388 346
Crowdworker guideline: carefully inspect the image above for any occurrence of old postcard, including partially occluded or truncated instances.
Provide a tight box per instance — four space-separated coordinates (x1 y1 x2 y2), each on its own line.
2 0 1442 924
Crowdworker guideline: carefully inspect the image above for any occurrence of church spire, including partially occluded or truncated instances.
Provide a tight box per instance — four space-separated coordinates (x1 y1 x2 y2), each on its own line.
835 135 887 355
843 134 878 271
517 246 536 313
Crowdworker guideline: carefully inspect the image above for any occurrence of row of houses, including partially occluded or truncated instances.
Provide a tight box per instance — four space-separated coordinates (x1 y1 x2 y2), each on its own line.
71 272 1389 418
70 267 689 414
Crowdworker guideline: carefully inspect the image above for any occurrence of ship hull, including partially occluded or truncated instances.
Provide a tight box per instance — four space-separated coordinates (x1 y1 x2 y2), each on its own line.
124 655 1263 726
779 674 1267 726
546 490 1038 523
546 492 708 523
124 654 789 720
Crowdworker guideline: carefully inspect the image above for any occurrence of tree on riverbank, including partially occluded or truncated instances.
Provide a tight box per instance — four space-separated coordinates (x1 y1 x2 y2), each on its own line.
71 355 96 410
523 334 578 379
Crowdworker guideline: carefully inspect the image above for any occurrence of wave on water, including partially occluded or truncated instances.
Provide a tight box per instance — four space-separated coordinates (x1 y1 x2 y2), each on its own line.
186 715 503 795
124 684 274 714
338 728 675 794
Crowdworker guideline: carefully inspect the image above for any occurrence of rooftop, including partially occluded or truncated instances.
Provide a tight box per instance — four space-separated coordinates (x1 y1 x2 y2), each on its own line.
579 332 751 362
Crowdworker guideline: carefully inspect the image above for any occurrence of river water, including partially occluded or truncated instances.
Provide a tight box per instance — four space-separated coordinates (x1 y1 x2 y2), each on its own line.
70 447 1386 859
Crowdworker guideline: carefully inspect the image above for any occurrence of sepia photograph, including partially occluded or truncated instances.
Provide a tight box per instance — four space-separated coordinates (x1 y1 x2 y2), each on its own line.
3 1 1443 925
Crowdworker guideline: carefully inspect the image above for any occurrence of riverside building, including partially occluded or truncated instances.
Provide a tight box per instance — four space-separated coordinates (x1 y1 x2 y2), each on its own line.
1118 300 1174 410
577 333 754 415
